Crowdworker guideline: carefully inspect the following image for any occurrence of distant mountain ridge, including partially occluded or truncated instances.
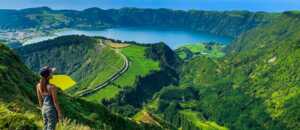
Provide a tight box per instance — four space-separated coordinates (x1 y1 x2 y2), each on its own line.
0 7 278 37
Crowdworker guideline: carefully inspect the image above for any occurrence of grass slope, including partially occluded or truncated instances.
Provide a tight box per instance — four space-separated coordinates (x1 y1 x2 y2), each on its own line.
86 44 160 101
69 45 124 94
133 109 176 130
0 43 40 129
179 110 228 130
175 43 225 61
15 35 124 94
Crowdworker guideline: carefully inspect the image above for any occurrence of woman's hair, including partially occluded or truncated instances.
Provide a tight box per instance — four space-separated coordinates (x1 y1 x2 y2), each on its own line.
39 67 52 93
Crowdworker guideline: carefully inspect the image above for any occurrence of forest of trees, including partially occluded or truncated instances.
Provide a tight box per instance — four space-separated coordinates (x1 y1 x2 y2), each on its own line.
148 12 300 130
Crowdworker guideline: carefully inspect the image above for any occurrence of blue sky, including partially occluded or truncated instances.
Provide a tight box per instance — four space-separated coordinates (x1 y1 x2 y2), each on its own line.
0 0 300 12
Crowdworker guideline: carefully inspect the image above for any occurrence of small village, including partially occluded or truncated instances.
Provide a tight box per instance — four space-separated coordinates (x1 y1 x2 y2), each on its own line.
0 28 50 44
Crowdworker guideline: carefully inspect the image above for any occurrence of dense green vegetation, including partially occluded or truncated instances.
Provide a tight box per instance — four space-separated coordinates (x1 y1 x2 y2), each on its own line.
5 9 300 130
0 7 278 37
0 43 39 129
87 43 180 117
1 42 164 130
16 35 124 94
85 44 160 102
143 85 229 130
57 90 163 130
175 42 226 60
16 36 173 104
222 12 300 129
16 35 180 129
145 12 300 130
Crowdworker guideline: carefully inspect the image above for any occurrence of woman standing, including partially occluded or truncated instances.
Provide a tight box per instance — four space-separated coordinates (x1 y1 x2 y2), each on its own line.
36 66 62 130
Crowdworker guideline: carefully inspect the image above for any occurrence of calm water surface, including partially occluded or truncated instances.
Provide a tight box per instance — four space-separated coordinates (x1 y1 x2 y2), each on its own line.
24 27 233 49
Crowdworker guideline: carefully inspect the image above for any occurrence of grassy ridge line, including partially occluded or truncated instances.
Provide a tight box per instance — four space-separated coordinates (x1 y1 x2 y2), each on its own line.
0 7 277 37
69 44 124 92
78 47 129 97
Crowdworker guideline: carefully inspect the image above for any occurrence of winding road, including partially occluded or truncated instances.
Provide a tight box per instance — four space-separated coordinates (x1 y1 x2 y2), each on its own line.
78 48 129 97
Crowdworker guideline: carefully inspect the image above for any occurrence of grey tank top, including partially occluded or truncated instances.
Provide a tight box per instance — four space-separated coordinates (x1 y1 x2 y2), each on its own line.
42 85 55 107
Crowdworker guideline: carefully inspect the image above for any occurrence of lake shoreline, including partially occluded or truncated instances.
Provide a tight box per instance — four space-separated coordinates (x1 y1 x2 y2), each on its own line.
20 27 233 49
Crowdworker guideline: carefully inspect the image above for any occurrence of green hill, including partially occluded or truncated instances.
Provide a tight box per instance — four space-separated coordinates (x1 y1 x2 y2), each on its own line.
16 35 124 93
1 43 164 130
85 44 160 101
146 12 300 130
0 7 278 37
90 42 180 117
15 35 180 128
2 42 170 129
0 43 39 129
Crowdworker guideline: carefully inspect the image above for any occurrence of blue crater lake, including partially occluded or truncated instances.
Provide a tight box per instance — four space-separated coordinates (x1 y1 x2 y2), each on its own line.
24 27 233 49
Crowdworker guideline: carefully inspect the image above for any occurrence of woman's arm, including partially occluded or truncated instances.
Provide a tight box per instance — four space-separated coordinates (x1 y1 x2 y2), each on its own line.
50 85 63 121
36 84 42 107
